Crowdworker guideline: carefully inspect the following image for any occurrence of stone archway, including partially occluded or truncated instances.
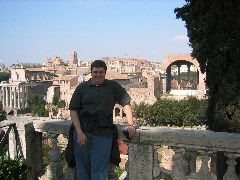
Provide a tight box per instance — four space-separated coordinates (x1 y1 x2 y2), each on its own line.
161 54 206 98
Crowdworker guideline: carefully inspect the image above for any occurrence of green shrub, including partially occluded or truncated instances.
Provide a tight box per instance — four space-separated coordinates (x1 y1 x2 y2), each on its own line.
0 155 28 180
133 97 208 127
114 166 124 177
27 95 48 117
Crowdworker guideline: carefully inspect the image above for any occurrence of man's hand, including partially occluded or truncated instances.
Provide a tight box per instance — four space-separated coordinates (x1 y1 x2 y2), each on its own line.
77 131 87 146
127 126 136 138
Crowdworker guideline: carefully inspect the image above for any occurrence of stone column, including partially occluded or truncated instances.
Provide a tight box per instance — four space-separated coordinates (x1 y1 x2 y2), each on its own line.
9 124 17 159
45 135 64 180
120 108 123 118
22 86 25 109
113 107 116 119
14 87 16 109
166 67 171 93
6 87 9 107
25 86 28 108
18 86 20 109
0 87 2 102
177 64 181 89
10 86 12 108
2 87 5 107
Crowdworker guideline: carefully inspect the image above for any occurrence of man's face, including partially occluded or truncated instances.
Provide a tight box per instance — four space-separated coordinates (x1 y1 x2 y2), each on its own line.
91 67 106 85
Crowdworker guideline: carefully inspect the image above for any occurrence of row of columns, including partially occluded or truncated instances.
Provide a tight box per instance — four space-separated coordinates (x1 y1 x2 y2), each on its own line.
0 85 28 109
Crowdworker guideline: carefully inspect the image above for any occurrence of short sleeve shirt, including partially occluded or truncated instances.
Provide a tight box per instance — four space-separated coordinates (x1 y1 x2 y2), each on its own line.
69 79 131 116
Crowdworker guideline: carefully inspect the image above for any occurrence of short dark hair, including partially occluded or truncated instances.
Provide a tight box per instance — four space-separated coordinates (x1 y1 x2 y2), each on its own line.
90 60 107 72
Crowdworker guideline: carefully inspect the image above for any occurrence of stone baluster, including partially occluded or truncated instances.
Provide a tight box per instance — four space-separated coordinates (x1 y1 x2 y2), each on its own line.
185 149 197 174
223 153 239 180
171 147 188 180
152 145 161 179
45 134 64 180
197 150 216 180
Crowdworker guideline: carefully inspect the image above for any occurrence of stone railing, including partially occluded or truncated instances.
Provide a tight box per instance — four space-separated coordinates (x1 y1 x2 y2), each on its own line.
1 117 240 180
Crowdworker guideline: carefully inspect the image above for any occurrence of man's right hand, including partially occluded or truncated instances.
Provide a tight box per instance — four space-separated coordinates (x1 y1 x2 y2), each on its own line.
77 131 87 146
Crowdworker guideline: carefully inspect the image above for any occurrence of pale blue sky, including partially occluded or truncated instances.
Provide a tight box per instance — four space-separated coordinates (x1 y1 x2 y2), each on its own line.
0 0 191 65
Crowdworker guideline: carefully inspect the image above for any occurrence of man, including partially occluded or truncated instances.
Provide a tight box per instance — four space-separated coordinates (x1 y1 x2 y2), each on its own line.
69 60 136 180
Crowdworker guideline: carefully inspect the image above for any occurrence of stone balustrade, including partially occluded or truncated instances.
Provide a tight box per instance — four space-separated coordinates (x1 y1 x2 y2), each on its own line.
1 117 240 180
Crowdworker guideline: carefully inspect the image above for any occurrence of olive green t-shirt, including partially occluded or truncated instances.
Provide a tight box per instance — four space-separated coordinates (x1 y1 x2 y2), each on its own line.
69 79 131 136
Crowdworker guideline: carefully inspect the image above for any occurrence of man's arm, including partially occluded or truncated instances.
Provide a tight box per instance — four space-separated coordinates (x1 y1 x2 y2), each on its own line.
123 103 133 126
122 103 136 138
70 110 87 146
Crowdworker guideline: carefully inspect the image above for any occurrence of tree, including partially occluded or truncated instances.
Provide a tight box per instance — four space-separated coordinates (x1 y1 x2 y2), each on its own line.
27 95 48 117
57 100 65 108
175 0 240 177
0 72 10 83
175 0 240 132
52 96 59 106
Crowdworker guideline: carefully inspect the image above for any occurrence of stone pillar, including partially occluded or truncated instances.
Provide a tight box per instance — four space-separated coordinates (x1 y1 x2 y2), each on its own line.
14 87 16 109
8 124 17 159
120 108 123 118
25 86 28 108
25 124 43 180
166 67 171 93
45 135 64 180
8 120 43 180
113 107 116 119
0 87 2 102
128 144 153 180
6 87 9 107
177 64 181 89
22 86 25 109
10 86 12 108
18 86 20 109
2 87 5 107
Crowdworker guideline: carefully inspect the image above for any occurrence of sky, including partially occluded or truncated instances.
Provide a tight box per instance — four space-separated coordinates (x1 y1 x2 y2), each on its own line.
0 0 192 65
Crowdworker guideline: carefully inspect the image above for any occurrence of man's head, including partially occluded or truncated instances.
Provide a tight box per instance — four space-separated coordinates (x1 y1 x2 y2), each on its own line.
90 60 107 85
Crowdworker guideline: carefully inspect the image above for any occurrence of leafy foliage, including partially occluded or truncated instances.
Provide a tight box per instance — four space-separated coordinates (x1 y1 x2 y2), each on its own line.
52 96 59 106
0 72 10 83
0 155 28 180
57 100 65 108
27 95 48 117
114 166 124 178
175 0 240 132
52 96 65 108
133 97 207 127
